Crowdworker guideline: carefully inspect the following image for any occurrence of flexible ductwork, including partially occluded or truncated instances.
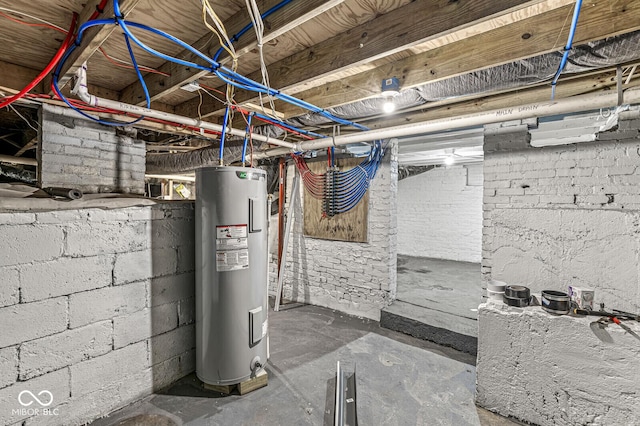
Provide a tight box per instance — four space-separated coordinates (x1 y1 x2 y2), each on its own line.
251 87 640 159
257 30 640 134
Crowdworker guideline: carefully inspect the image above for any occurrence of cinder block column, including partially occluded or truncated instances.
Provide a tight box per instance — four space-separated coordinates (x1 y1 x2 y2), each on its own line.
38 104 146 194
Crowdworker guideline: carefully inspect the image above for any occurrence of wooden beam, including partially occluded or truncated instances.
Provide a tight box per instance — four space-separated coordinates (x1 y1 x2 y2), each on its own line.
273 0 640 118
15 138 38 157
119 0 345 106
175 0 548 118
53 0 142 88
0 60 41 93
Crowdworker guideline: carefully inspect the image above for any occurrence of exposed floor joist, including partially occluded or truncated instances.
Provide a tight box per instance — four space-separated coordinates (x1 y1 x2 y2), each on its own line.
119 0 345 105
0 60 41 93
46 0 142 90
174 0 544 119
271 0 640 119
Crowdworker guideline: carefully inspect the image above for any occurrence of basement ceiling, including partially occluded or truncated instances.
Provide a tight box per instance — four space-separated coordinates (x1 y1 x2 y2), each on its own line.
1 0 640 163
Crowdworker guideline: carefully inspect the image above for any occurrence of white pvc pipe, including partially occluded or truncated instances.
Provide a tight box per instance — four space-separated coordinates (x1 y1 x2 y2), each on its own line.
145 173 196 182
73 65 296 150
252 87 640 159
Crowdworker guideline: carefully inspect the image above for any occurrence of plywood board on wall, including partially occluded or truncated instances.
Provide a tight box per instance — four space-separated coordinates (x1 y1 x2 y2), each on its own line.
303 157 369 243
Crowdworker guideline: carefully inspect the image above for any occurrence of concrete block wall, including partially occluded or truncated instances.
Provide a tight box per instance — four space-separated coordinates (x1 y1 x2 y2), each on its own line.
476 303 640 425
482 114 640 313
397 164 483 262
270 143 398 320
38 104 146 194
0 203 195 426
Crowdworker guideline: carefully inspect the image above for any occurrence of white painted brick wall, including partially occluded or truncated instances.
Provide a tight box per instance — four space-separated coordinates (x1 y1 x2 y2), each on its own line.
0 346 18 389
19 321 113 380
482 118 640 311
476 304 640 425
0 225 64 267
0 298 68 348
0 267 19 307
69 282 148 328
0 368 70 426
397 165 483 262
70 341 150 397
113 303 178 349
20 256 114 303
478 116 640 425
270 143 398 320
0 203 196 426
39 104 146 194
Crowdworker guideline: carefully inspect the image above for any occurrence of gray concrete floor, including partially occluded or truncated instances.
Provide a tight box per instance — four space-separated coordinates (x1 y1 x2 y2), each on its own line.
91 304 520 426
396 255 483 321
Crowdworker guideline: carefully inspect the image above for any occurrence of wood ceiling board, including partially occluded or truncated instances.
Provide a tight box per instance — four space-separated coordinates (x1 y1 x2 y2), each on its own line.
175 0 538 119
0 1 77 71
173 0 415 116
0 61 42 93
156 87 202 109
408 0 574 53
119 0 347 105
0 0 80 29
274 0 640 118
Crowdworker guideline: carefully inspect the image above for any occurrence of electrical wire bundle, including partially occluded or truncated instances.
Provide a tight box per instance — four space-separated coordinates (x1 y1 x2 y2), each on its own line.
1 0 384 200
293 141 386 215
45 0 369 167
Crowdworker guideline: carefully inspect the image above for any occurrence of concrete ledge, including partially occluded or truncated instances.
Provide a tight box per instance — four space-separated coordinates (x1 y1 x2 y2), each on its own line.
476 303 640 425
380 303 478 355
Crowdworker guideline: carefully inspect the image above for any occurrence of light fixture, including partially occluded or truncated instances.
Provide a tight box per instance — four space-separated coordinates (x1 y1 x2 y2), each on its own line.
381 77 400 114
382 101 396 113
444 148 455 166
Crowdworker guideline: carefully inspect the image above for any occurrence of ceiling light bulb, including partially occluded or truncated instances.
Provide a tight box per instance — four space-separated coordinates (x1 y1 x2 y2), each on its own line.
444 155 455 166
383 100 396 113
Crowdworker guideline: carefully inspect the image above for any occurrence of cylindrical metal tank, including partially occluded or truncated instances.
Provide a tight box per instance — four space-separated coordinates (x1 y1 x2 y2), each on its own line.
195 166 268 385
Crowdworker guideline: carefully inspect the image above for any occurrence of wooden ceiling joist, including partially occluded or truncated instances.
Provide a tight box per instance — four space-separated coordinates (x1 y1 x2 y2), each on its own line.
119 0 346 106
270 0 640 119
173 0 549 119
50 0 142 89
0 60 41 93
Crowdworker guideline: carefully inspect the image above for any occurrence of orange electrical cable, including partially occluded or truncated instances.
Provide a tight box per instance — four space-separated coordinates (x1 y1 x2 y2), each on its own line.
98 47 170 76
0 11 67 34
0 12 78 109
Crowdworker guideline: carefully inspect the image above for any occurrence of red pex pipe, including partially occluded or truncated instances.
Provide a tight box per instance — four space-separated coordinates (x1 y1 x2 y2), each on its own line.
0 12 78 109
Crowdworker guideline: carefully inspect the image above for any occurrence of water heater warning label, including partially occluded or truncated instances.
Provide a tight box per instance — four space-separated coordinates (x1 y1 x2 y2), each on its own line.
216 225 249 271
216 250 249 271
216 224 247 239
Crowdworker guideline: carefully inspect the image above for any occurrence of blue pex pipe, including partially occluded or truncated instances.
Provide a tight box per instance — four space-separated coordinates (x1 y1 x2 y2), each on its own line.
111 0 366 132
551 0 583 99
52 20 150 126
242 113 254 165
